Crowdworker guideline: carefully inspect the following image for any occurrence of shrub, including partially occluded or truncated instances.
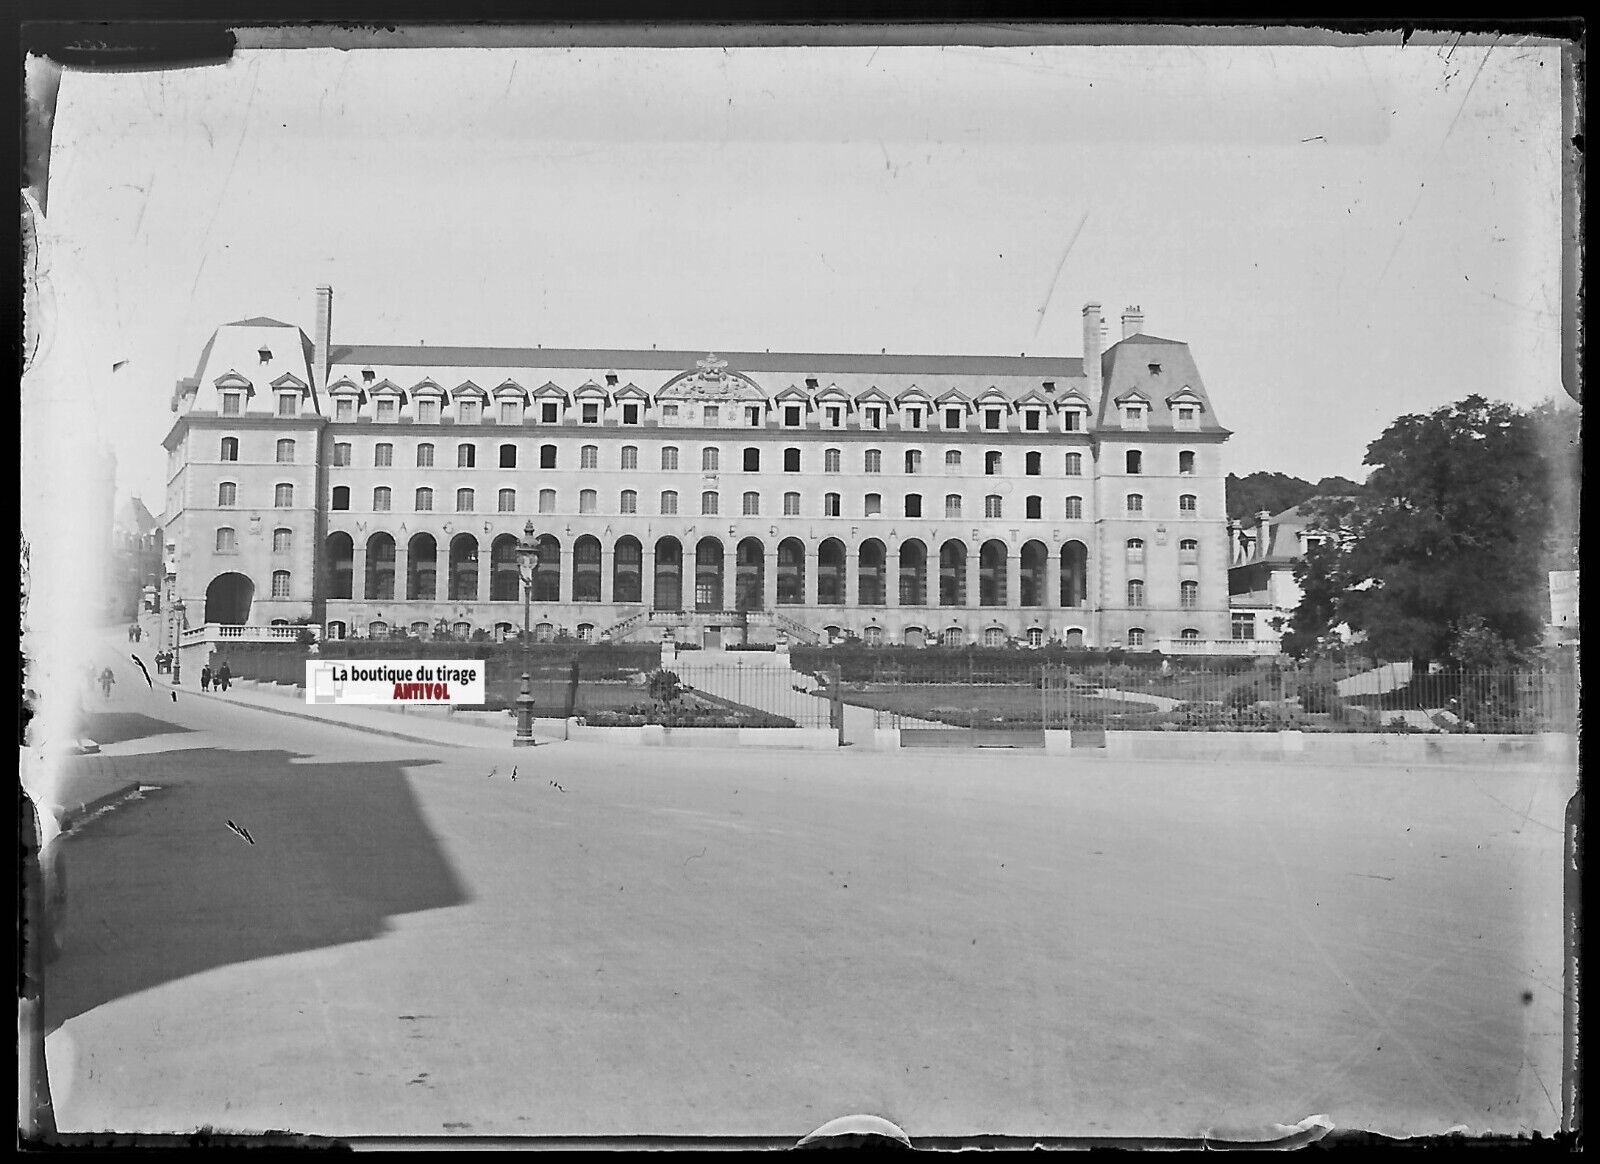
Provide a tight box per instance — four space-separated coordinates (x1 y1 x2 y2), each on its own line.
1226 682 1260 711
648 669 683 707
1298 680 1341 715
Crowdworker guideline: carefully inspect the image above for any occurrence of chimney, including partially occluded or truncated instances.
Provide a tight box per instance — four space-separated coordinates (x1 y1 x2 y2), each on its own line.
313 285 333 392
1082 302 1103 399
1121 304 1144 340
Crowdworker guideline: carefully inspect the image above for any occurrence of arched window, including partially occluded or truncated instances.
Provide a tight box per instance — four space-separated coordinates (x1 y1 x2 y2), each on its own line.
702 446 719 471
540 444 557 469
943 627 965 647
274 483 293 507
1126 493 1144 514
783 492 800 515
538 489 556 513
374 442 393 467
985 451 1002 476
416 442 434 467
904 493 922 518
498 488 516 513
215 527 236 552
1126 450 1142 474
373 487 391 512
904 450 923 474
662 446 680 470
701 491 719 516
824 493 841 517
1181 580 1199 609
1127 579 1145 607
743 447 761 471
272 528 291 552
1180 538 1199 562
621 445 638 470
1025 496 1041 519
945 494 962 518
784 447 801 472
945 450 962 473
218 481 238 507
414 487 432 511
1126 538 1145 563
1064 495 1083 520
458 443 476 468
220 437 239 462
579 489 597 513
499 443 517 468
660 490 679 515
582 445 599 469
456 488 475 512
1127 627 1146 647
864 493 881 516
985 495 1003 519
1179 450 1196 475
824 448 841 473
1179 494 1198 513
863 626 884 647
1181 627 1200 641
333 442 352 466
276 438 296 463
743 491 760 516
864 449 882 473
984 627 1007 647
1025 451 1041 476
1064 452 1082 476
1027 627 1045 647
620 489 638 514
271 571 291 598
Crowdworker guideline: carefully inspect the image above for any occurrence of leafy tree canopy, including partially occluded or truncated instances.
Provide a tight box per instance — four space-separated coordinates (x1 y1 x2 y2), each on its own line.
1288 396 1564 667
1226 471 1363 521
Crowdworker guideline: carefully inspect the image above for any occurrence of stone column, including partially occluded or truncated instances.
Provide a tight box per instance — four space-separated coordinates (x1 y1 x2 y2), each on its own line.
557 547 574 604
393 540 410 604
599 546 615 605
1006 550 1022 611
804 543 819 609
352 540 368 601
965 543 980 609
723 543 739 614
844 549 860 608
762 545 779 612
885 542 901 608
475 540 492 604
1044 549 1061 618
641 545 657 609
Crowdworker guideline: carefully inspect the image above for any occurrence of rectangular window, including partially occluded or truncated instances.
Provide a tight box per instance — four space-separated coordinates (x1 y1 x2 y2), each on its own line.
865 407 882 429
540 445 557 469
374 443 393 467
580 490 597 513
743 448 760 472
864 449 881 473
542 401 560 423
662 404 679 421
1026 496 1041 519
498 489 516 513
582 403 599 424
701 492 719 516
1232 613 1256 641
985 496 1002 519
458 401 479 423
456 489 474 513
539 489 556 513
336 399 354 422
621 446 638 470
985 409 1001 430
373 488 391 512
376 399 396 422
824 449 841 473
864 494 881 516
702 447 719 472
274 484 293 508
783 448 800 473
416 443 434 467
904 450 922 474
746 406 762 427
620 490 637 514
823 494 841 517
458 444 476 468
743 492 760 515
906 407 923 430
826 405 842 428
622 403 639 425
663 447 679 470
215 528 236 553
702 405 719 424
501 401 520 424
415 488 433 511
271 572 291 599
904 494 922 518
1063 410 1082 432
1180 494 1198 513
276 439 295 463
1177 406 1198 429
660 491 678 515
417 400 438 423
784 405 802 427
581 446 599 469
222 393 243 416
1064 496 1083 519
1126 494 1144 514
272 529 291 553
945 408 962 430
278 394 297 418
1024 410 1041 431
784 492 800 515
945 495 961 518
1123 406 1146 430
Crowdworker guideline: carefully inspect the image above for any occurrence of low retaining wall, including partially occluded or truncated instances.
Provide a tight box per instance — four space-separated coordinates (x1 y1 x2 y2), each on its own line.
1099 730 1573 765
568 721 837 750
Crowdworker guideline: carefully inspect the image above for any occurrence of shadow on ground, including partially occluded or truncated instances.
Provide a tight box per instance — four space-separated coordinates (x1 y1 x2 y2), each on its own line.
44 746 467 1033
79 712 195 747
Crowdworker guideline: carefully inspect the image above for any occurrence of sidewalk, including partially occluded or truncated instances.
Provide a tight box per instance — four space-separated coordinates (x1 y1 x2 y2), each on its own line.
191 678 563 751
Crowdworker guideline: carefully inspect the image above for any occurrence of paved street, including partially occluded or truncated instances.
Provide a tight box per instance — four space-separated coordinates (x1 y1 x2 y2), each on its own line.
38 671 1571 1140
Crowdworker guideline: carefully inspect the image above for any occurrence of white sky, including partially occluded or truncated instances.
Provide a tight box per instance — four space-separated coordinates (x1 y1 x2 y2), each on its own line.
33 35 1567 509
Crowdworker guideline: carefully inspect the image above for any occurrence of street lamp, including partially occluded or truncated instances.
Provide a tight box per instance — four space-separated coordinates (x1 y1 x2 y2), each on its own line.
513 521 540 747
171 600 186 685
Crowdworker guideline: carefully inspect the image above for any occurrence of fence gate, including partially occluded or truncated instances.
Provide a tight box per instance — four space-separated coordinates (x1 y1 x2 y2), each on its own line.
875 661 1049 749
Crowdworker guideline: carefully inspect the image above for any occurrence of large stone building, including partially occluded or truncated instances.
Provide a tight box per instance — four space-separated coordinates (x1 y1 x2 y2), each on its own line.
162 288 1234 649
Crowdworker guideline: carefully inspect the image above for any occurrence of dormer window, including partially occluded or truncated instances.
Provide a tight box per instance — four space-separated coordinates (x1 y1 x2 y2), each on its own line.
623 403 640 425
905 407 924 430
746 406 762 427
541 401 559 423
1176 405 1198 429
784 406 802 427
500 401 522 424
222 392 243 416
458 400 479 424
944 408 963 431
1148 363 1162 375
1062 409 1083 432
258 347 272 364
805 378 818 389
277 393 298 417
582 403 600 424
417 399 439 424
1042 382 1055 393
335 399 354 422
1024 409 1042 432
376 399 396 422
984 409 1002 431
864 406 883 430
361 370 375 383
825 405 842 428
605 373 618 386
1123 404 1146 430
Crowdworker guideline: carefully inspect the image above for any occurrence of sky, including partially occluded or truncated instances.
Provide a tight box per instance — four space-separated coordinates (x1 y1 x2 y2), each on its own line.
28 32 1568 511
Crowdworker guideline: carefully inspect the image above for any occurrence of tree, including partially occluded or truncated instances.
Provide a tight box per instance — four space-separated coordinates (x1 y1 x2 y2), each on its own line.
1291 396 1555 667
1225 471 1363 521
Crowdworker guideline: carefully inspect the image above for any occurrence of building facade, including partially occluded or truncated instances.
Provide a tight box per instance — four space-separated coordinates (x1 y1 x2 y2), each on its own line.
162 288 1233 649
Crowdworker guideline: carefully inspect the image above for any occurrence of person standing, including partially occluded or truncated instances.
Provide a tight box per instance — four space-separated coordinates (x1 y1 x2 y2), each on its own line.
200 664 212 693
98 668 116 700
216 661 232 692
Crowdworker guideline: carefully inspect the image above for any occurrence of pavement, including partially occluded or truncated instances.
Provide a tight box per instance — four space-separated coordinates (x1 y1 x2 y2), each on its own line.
32 665 1575 1142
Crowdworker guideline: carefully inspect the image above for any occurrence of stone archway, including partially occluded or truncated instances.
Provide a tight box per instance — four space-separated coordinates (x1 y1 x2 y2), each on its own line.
204 572 255 625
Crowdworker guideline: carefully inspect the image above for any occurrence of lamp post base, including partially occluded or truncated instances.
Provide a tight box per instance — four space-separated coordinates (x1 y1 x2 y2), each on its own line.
513 672 537 747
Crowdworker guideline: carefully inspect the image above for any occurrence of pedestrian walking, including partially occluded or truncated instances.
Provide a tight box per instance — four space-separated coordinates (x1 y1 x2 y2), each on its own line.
200 665 212 693
134 625 142 643
216 662 232 692
98 667 116 700
127 624 135 642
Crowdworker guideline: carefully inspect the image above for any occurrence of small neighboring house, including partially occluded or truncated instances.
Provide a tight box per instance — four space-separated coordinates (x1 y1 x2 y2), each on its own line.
1226 501 1339 651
